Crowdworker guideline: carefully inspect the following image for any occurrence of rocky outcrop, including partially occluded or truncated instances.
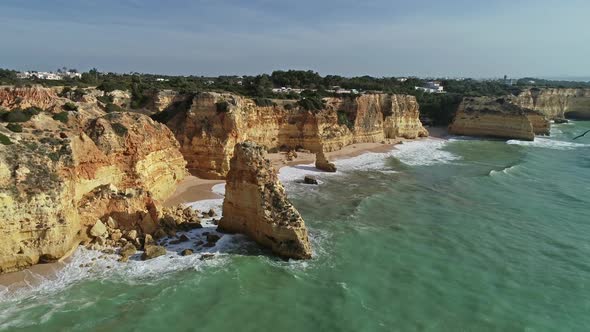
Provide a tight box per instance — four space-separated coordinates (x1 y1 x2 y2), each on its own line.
511 88 590 120
218 142 312 259
164 92 428 178
150 90 188 113
315 151 336 172
0 86 62 110
0 110 187 273
449 97 550 141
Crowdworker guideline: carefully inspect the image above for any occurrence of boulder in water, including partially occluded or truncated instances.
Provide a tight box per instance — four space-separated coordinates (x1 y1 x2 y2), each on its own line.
304 175 318 185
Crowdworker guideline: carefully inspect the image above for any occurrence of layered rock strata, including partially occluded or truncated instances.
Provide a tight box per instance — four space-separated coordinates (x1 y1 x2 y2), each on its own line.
0 107 187 273
449 97 550 141
164 92 428 178
0 85 63 110
218 141 312 259
511 88 590 120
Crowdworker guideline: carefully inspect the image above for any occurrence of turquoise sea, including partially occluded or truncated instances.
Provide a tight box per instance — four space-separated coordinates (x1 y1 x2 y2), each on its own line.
1 121 589 332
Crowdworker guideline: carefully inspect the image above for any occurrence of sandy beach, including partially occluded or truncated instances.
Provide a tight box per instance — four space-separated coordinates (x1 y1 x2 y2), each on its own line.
163 140 402 207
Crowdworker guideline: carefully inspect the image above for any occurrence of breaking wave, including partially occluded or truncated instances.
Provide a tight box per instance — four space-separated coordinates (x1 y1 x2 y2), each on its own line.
391 139 461 166
489 165 521 177
507 138 589 150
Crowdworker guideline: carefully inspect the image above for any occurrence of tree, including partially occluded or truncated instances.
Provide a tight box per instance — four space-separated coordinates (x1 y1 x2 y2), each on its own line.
81 68 100 84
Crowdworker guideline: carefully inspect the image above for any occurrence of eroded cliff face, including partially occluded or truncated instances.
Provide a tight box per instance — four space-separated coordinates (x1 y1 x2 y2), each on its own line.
449 97 550 141
165 92 428 178
218 141 312 259
511 88 590 120
0 86 63 111
0 109 187 273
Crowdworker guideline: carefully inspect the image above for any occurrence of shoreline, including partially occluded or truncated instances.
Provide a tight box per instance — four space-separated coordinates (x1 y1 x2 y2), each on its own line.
162 140 405 207
0 128 449 290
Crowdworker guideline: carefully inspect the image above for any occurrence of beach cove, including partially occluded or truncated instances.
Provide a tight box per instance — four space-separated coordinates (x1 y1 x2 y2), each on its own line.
1 122 589 331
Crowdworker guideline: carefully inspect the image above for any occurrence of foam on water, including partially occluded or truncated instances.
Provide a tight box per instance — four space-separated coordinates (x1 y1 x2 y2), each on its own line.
0 202 242 305
279 139 459 184
0 139 458 308
507 137 589 150
391 139 461 166
489 165 520 177
211 183 226 196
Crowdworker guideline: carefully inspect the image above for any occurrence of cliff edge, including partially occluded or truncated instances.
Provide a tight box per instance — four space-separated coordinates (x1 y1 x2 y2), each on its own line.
449 97 549 141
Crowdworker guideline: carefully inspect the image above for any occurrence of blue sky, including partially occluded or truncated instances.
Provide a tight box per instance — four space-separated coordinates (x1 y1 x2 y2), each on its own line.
0 0 588 78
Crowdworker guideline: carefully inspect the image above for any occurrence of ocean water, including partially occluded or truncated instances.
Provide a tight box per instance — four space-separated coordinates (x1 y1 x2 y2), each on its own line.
1 122 590 331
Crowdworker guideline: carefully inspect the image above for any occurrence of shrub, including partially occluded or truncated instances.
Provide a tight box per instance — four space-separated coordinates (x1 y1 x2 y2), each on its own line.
6 123 22 132
297 97 324 111
337 111 353 130
254 98 275 107
284 103 295 110
4 110 29 122
111 123 128 137
1 107 40 122
62 102 78 111
52 112 69 124
97 95 114 104
0 133 12 145
215 101 230 113
105 103 124 113
59 86 72 97
73 88 86 100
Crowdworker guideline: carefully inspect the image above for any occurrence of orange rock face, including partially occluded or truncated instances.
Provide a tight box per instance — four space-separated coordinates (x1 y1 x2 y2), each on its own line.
0 86 62 110
449 97 549 141
511 88 590 120
165 92 428 178
0 109 187 273
218 141 312 259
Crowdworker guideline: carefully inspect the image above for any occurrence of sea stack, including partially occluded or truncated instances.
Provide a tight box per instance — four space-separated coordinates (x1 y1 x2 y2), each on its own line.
315 151 337 172
218 141 312 259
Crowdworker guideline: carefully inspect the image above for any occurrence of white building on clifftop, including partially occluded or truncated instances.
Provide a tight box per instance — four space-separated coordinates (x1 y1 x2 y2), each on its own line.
415 81 444 93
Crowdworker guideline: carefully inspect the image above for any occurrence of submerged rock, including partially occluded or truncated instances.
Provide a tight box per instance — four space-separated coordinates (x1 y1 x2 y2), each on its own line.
218 141 312 259
180 249 193 256
303 175 318 185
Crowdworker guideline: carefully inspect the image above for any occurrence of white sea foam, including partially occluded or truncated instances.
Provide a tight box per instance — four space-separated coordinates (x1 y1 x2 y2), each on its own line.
507 137 589 150
391 139 461 166
0 200 244 305
489 165 520 177
279 139 458 184
211 183 226 196
0 139 457 306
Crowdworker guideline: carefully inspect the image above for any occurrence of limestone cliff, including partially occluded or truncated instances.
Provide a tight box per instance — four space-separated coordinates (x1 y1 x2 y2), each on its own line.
511 88 590 120
0 109 187 273
164 92 428 178
449 97 550 141
218 141 312 259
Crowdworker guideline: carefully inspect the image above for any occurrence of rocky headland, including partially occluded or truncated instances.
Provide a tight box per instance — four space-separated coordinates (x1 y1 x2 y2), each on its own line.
162 92 428 179
0 85 430 274
511 88 590 120
449 97 550 140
